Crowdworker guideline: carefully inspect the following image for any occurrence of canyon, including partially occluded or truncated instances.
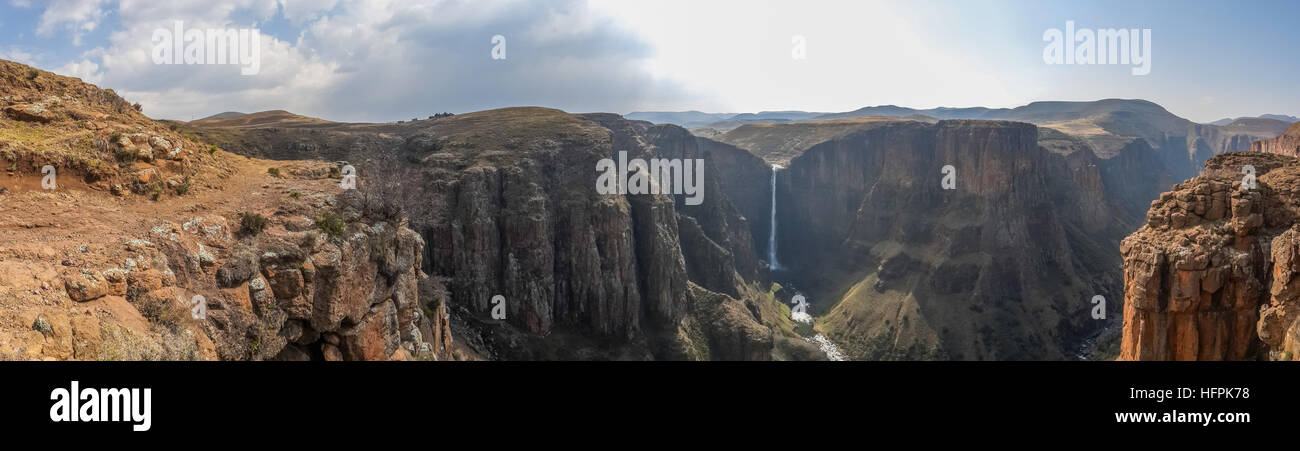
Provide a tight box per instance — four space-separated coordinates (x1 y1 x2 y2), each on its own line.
1 57 1294 361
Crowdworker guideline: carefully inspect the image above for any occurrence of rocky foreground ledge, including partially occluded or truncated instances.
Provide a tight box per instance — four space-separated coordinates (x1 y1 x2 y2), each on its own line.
1120 152 1300 360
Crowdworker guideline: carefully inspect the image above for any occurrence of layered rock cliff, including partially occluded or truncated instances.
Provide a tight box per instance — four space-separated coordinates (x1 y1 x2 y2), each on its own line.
189 107 811 360
773 120 1162 359
1250 122 1300 157
1119 152 1300 360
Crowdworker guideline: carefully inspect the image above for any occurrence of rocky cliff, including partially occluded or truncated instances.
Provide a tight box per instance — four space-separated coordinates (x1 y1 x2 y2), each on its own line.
773 120 1160 359
0 59 446 361
1119 152 1300 360
1250 122 1300 157
188 107 815 360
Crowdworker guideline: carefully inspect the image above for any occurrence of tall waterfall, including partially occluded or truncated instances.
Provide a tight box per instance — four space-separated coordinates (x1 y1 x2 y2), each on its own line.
769 164 781 270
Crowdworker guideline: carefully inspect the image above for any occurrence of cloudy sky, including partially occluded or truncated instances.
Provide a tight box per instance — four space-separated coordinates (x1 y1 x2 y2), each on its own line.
0 0 1296 123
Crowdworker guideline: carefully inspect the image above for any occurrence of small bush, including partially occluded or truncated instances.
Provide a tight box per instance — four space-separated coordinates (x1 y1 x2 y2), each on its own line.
208 144 218 154
132 102 143 112
240 211 268 236
114 148 137 164
266 167 280 178
134 294 189 335
316 212 345 239
289 191 301 199
328 166 342 178
175 178 192 195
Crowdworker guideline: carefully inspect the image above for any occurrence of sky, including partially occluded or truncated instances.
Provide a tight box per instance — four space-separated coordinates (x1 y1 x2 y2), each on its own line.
0 0 1295 123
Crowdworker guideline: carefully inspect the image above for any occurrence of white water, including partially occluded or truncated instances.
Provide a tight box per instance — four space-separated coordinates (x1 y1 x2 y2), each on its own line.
768 164 781 270
789 302 846 361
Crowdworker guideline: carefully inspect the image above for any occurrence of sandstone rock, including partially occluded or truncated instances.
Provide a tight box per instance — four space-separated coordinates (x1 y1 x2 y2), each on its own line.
4 103 54 123
1120 152 1300 360
63 270 110 302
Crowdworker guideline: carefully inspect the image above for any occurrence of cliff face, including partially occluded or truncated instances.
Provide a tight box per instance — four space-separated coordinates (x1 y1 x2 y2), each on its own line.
1119 152 1300 360
392 109 687 342
1250 123 1300 157
775 120 1159 359
198 107 799 360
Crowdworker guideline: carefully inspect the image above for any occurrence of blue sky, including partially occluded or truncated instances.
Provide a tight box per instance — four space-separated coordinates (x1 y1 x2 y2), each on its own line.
0 0 1295 123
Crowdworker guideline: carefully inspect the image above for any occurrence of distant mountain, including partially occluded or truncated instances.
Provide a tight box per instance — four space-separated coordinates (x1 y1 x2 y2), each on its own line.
624 111 735 128
629 110 834 129
1206 114 1297 126
1220 117 1292 136
1261 114 1300 123
685 98 1287 184
188 110 330 128
199 111 247 120
725 111 826 122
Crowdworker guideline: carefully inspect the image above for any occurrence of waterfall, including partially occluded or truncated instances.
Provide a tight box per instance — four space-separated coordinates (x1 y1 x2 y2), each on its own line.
769 164 782 270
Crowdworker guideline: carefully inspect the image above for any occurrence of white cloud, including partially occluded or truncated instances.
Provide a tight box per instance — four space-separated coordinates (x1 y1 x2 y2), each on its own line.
42 0 691 121
35 0 112 46
0 47 38 66
53 58 102 84
588 0 1023 113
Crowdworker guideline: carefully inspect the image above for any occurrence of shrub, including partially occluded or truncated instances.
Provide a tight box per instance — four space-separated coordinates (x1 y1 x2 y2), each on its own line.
315 212 345 239
115 148 137 164
174 178 192 195
132 102 143 112
266 167 280 177
239 211 268 236
133 293 189 334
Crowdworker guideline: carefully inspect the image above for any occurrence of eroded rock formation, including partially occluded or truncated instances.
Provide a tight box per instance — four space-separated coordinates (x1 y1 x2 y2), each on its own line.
1119 152 1300 360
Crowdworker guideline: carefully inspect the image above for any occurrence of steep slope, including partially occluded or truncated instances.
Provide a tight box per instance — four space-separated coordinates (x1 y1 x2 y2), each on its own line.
0 59 449 361
772 120 1162 359
1119 152 1300 360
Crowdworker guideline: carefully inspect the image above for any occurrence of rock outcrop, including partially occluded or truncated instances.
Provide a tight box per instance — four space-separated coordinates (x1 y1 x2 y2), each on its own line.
1119 152 1300 360
0 59 445 361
